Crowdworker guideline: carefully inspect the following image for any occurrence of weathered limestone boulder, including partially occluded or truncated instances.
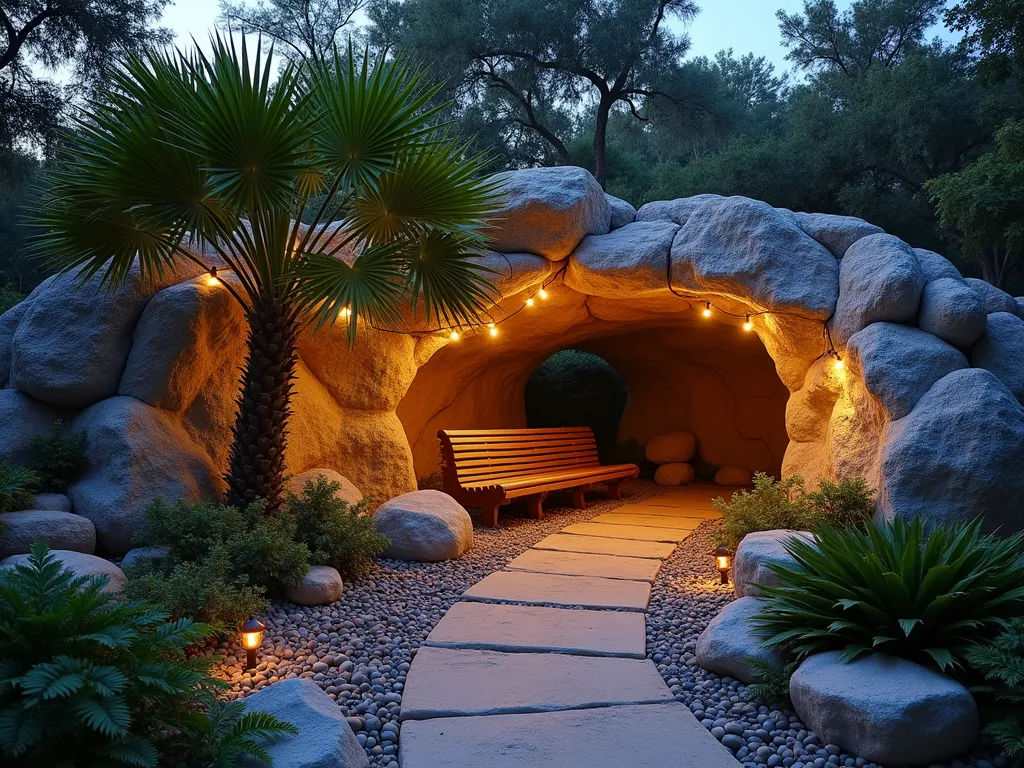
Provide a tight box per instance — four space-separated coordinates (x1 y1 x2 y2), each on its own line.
913 248 963 282
0 389 63 466
242 678 370 768
472 251 553 298
284 468 363 506
672 198 839 318
374 490 473 562
831 234 924 346
0 301 30 388
715 466 752 486
654 462 694 486
119 277 247 411
917 277 987 348
120 545 169 570
9 263 203 407
970 312 1024 403
785 359 841 443
645 431 697 464
31 493 72 512
0 511 96 558
792 212 882 259
881 369 1024 533
734 530 814 598
285 565 344 606
605 193 636 230
68 396 220 554
695 597 784 683
967 277 1018 314
636 193 723 227
790 651 978 766
564 221 678 297
486 166 610 260
1 549 126 593
845 323 967 421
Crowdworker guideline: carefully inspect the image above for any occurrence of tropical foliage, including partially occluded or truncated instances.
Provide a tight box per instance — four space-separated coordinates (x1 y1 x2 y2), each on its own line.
33 35 502 513
0 544 295 767
753 517 1024 673
27 420 87 494
0 462 38 515
967 617 1024 758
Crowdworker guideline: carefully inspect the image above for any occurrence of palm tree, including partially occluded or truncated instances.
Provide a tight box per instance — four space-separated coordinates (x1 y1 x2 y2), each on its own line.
33 36 501 512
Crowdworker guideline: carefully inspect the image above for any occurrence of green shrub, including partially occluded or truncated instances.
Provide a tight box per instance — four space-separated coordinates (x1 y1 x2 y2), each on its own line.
754 517 1024 673
713 473 815 549
966 618 1024 758
0 543 294 767
287 477 389 577
27 419 87 493
742 658 798 705
0 462 38 514
804 477 875 529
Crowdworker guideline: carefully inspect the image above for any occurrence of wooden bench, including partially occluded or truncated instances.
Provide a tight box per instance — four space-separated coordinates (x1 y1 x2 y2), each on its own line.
437 427 639 527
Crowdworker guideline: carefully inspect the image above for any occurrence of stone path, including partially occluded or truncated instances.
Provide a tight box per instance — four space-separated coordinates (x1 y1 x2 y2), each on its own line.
399 484 743 767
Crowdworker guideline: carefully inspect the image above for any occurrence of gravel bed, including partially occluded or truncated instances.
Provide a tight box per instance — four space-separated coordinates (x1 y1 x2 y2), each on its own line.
205 479 668 768
647 519 1021 768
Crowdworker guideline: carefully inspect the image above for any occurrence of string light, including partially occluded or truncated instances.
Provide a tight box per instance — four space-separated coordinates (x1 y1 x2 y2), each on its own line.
526 297 535 307
702 301 712 318
538 288 549 300
834 354 844 371
449 330 460 341
743 316 752 332
488 322 498 338
206 266 220 286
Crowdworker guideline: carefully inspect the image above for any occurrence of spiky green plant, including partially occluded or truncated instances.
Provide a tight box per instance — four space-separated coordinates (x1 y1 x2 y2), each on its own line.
966 618 1024 758
0 462 38 514
28 420 87 494
33 35 502 513
753 517 1024 673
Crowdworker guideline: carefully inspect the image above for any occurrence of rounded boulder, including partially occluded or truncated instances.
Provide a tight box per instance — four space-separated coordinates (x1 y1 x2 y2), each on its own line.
285 468 363 506
645 431 696 464
374 490 473 562
653 462 694 486
0 511 96 558
285 565 343 606
734 530 814 598
695 597 785 684
1 549 126 593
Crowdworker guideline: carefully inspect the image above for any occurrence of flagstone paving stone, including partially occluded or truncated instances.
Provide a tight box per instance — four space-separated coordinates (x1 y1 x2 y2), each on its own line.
423 602 646 658
462 570 651 611
533 532 676 559
399 703 741 768
560 521 696 542
400 647 672 720
591 512 704 529
616 503 722 518
505 548 662 582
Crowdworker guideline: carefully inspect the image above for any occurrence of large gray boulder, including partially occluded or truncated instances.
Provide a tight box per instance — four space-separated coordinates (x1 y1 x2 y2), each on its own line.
564 221 678 297
31 493 73 512
846 323 967 420
68 396 219 554
831 234 925 346
917 277 987 348
672 197 839 318
486 167 610 260
284 468 363 506
9 262 203 408
733 530 814 598
119 545 169 570
0 511 96 558
374 490 473 562
1 549 126 593
605 193 636 230
636 193 724 226
0 301 30 388
241 678 370 768
695 597 784 683
966 277 1018 314
789 651 977 766
792 212 882 259
881 368 1024 533
0 389 63 466
969 312 1024 404
285 565 343 606
913 248 963 282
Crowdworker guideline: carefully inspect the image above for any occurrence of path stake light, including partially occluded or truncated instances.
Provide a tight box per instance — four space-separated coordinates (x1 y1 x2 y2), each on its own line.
714 546 733 585
240 618 266 670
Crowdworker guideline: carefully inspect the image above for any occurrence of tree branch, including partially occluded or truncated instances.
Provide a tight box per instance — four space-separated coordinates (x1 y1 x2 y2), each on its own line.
0 7 57 72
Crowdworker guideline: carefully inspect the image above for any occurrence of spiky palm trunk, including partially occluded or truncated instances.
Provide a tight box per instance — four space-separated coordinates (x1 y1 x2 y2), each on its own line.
225 293 302 512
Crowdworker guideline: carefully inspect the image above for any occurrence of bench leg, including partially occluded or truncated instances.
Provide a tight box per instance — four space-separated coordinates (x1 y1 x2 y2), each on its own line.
572 485 591 510
481 504 501 527
607 479 624 500
526 492 547 520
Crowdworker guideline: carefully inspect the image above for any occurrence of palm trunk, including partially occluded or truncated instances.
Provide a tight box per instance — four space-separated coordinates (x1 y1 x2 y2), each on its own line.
225 292 301 512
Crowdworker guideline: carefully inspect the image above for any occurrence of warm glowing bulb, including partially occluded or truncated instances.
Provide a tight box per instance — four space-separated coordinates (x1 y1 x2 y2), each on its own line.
206 266 220 286
716 555 731 570
449 330 460 341
743 316 752 332
702 302 712 318
834 357 844 371
489 327 499 337
241 631 262 650
538 288 549 300
526 297 535 307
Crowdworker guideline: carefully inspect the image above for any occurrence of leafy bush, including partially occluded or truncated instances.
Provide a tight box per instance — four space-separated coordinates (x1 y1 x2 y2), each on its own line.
804 477 875 530
288 477 389 577
0 462 38 514
966 618 1024 758
28 419 87 493
754 517 1024 673
0 543 295 767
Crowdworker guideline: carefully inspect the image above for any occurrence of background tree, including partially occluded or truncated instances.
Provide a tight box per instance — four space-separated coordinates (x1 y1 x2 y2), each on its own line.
33 38 501 512
946 0 1024 85
220 0 365 66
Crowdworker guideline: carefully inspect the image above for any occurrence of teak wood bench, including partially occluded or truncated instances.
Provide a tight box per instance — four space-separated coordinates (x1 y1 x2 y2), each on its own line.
437 427 640 527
